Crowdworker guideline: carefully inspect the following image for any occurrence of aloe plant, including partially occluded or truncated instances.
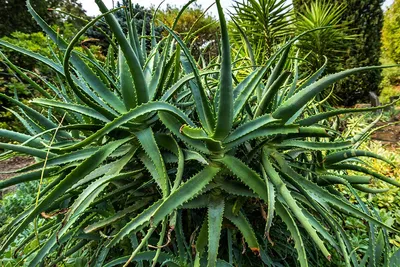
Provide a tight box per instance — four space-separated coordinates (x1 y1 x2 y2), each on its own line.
0 0 399 266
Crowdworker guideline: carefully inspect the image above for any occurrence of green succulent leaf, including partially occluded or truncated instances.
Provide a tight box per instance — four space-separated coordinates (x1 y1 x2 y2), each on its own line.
207 197 225 266
216 155 268 202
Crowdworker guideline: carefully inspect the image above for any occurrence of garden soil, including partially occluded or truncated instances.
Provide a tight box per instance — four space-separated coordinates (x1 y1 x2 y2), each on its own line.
372 111 400 147
0 156 34 198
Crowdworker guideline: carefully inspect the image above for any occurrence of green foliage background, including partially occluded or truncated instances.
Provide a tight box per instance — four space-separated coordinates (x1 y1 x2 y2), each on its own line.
0 0 87 37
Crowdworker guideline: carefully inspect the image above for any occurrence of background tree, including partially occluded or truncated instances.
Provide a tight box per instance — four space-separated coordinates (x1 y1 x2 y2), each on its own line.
156 4 219 62
382 0 400 64
229 0 293 64
86 1 161 51
293 0 385 106
0 0 87 37
294 1 354 74
380 0 400 104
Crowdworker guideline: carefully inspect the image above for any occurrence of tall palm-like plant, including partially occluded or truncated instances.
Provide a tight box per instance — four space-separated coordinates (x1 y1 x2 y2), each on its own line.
295 0 355 72
0 0 399 266
229 0 293 64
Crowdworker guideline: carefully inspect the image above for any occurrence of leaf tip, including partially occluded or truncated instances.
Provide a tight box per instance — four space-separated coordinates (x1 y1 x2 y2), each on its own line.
250 247 260 255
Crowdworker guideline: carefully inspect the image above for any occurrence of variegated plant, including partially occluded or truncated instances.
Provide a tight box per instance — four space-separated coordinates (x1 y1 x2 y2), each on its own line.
0 0 399 266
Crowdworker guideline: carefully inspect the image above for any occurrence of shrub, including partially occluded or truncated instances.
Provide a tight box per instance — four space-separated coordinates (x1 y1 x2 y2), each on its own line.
382 0 400 64
380 56 400 105
294 0 385 106
0 0 399 266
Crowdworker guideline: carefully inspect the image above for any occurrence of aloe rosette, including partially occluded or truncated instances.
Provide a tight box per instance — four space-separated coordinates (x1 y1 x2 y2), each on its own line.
0 0 399 266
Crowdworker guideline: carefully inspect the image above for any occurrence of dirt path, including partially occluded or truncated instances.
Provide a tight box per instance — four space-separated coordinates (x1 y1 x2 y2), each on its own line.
0 156 34 198
371 112 400 146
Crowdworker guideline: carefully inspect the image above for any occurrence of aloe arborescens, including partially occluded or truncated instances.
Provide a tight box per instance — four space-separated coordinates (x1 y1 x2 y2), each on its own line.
0 0 399 266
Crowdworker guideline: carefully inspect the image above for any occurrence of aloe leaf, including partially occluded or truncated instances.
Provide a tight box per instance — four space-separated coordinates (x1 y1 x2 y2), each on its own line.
0 167 58 190
149 49 169 101
233 67 268 119
103 252 179 267
194 217 208 266
27 0 124 114
158 112 210 154
162 24 215 133
273 65 398 121
263 154 332 259
352 185 389 194
224 125 299 150
217 180 257 198
183 149 208 164
119 47 137 110
32 98 110 122
0 93 70 140
0 40 64 73
65 31 126 115
255 71 291 117
300 208 341 253
298 100 399 126
224 205 260 254
296 56 328 93
49 240 90 266
266 45 291 91
0 143 54 159
284 50 300 100
11 147 98 173
216 155 268 201
136 128 169 196
286 126 330 138
225 114 279 143
109 166 220 247
4 108 47 139
155 134 185 191
328 163 400 188
0 129 43 148
64 150 137 227
180 125 209 140
77 48 119 90
0 138 131 254
231 19 256 68
161 70 218 101
324 149 394 166
351 113 382 147
275 201 308 267
96 0 149 105
260 167 275 243
274 155 400 234
129 15 145 67
213 0 233 140
56 102 193 152
91 179 149 208
276 140 352 150
151 165 220 226
85 199 153 233
207 197 225 266
71 159 132 190
0 51 51 98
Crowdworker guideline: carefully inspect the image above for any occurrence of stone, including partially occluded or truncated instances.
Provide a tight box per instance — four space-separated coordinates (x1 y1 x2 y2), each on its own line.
369 91 380 107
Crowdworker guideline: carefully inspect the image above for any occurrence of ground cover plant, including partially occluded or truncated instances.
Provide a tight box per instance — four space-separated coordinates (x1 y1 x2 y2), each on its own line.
1 0 400 266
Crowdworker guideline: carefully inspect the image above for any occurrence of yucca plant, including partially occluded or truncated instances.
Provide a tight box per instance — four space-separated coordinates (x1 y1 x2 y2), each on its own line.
0 0 400 266
229 0 293 64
